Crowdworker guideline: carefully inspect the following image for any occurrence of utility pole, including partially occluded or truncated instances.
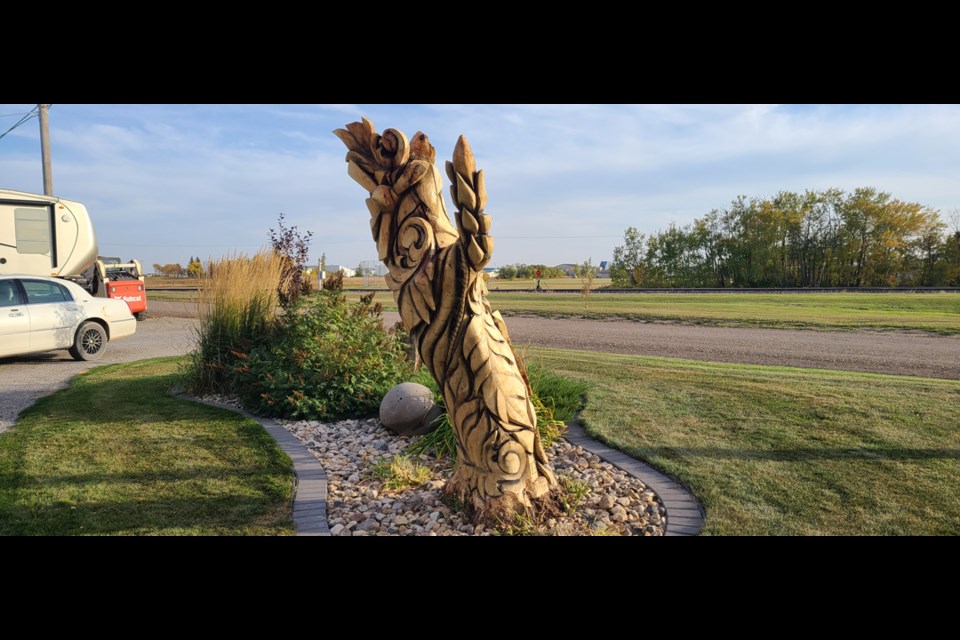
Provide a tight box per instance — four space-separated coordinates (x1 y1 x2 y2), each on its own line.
38 104 53 196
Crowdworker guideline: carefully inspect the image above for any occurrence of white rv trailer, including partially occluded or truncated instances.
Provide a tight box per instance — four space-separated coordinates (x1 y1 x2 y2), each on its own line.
0 188 98 277
1 189 147 319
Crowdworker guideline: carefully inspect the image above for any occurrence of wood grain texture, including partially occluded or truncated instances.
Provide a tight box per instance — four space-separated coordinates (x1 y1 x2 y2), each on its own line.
335 119 556 522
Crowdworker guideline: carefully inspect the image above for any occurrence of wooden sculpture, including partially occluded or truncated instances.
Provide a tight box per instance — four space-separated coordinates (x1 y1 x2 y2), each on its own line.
335 118 556 523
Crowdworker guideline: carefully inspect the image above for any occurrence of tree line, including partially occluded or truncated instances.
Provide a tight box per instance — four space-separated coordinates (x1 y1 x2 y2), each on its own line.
496 264 569 279
152 257 203 278
611 187 960 288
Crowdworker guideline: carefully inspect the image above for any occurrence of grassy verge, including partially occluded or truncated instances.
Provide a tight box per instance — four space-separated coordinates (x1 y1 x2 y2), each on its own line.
0 357 294 535
336 291 960 334
149 287 960 335
531 347 960 535
488 292 960 334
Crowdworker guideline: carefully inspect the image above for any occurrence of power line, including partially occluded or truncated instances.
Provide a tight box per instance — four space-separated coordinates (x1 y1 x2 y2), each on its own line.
0 106 39 141
0 111 32 118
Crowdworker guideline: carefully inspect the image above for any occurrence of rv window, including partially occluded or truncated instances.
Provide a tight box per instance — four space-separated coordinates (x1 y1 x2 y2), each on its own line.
14 207 51 255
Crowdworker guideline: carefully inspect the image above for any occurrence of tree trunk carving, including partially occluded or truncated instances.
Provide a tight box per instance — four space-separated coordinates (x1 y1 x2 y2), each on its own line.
334 118 556 523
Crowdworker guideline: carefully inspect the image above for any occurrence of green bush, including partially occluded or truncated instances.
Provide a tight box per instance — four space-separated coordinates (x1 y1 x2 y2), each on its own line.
230 288 411 420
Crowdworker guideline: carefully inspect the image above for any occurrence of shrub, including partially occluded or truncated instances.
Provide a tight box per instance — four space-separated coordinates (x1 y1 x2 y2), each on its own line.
229 286 410 421
184 250 286 395
269 212 314 307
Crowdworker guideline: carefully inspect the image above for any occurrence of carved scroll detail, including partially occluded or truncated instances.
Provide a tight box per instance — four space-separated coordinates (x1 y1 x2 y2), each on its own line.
335 119 555 522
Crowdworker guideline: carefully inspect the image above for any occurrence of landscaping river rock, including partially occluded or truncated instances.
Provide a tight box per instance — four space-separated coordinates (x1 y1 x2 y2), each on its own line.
279 416 666 536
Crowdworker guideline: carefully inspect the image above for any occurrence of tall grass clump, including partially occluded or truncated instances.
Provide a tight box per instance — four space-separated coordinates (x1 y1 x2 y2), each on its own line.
185 250 287 394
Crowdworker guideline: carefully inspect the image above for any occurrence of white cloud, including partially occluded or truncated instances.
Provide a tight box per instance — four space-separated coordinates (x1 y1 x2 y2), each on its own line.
2 103 959 270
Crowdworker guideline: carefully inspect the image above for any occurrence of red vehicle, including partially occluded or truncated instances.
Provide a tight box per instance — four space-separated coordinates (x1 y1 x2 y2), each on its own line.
82 257 148 320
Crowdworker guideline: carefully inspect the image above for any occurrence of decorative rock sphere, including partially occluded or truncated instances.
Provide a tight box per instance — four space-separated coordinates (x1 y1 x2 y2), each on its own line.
379 382 443 436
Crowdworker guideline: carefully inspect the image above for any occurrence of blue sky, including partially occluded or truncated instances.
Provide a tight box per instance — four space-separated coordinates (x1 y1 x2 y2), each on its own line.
1 104 958 272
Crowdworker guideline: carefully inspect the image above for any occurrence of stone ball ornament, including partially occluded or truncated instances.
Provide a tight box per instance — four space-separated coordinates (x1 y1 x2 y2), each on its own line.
379 382 443 436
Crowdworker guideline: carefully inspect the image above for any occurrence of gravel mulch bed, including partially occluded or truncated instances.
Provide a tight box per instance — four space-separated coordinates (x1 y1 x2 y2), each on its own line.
278 416 666 536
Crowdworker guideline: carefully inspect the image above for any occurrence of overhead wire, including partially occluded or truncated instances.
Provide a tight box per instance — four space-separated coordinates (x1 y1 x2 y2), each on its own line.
0 105 39 142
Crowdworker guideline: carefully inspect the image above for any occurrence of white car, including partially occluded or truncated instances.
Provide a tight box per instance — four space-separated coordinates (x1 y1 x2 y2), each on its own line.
0 274 136 361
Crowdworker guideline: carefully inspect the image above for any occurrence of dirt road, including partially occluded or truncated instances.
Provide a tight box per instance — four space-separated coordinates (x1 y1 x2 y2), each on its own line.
503 316 960 380
147 301 960 380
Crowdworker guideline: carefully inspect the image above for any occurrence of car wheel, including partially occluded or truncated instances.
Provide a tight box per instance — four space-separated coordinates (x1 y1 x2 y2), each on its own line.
69 321 108 361
135 311 147 321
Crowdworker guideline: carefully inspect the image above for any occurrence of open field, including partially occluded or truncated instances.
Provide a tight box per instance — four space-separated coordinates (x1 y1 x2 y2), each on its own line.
145 276 610 291
338 291 960 335
337 276 613 291
145 277 960 335
532 347 960 535
0 357 294 535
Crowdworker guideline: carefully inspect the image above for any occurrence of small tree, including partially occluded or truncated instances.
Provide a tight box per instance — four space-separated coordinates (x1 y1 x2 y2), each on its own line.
355 263 368 278
268 212 314 307
575 258 598 307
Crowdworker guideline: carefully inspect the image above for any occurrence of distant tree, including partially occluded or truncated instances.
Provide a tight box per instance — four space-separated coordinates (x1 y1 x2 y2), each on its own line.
610 227 647 287
159 263 185 278
942 209 960 285
269 212 314 306
355 263 368 277
497 264 517 279
152 263 163 276
187 256 203 278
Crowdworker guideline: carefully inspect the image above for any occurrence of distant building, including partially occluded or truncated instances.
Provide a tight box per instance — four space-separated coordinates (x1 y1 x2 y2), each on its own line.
482 267 499 278
323 264 356 277
554 263 578 277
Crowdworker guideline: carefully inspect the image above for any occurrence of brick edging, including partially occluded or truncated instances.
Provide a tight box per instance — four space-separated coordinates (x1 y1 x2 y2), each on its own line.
563 424 705 536
180 396 330 536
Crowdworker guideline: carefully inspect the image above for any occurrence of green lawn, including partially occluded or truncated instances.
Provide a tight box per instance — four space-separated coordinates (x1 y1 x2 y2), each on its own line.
0 357 294 535
531 347 960 535
149 284 960 335
486 277 612 291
